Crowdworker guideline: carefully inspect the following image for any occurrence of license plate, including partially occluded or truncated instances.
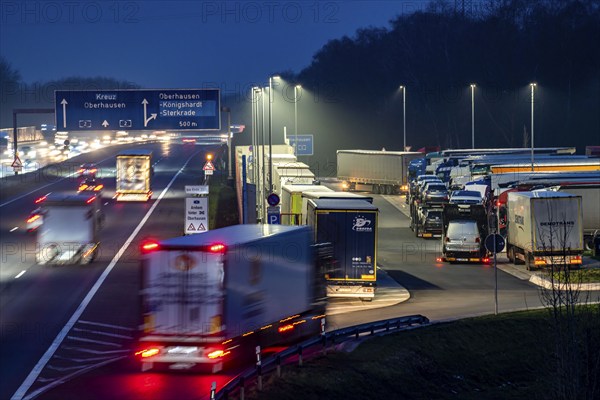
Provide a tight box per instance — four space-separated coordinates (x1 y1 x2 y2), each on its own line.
457 258 468 262
423 233 432 237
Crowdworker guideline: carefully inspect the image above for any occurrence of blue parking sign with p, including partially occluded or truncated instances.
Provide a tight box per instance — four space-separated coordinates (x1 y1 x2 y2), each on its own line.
267 206 280 224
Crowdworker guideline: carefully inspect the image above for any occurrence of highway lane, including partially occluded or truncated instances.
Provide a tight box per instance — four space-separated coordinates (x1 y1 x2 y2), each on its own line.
1 142 223 400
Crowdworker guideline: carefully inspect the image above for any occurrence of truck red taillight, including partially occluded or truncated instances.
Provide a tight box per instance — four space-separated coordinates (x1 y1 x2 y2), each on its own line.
278 324 294 333
141 241 160 253
209 243 226 253
136 347 160 358
27 215 41 223
34 195 48 204
86 196 96 204
475 237 480 243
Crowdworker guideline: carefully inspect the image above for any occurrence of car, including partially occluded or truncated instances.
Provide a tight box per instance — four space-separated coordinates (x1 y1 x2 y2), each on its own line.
78 177 104 193
442 220 483 260
449 190 483 205
78 163 98 177
26 207 45 233
422 182 449 205
416 207 443 237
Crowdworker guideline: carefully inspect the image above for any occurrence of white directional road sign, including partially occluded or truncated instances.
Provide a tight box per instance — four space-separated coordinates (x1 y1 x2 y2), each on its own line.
185 197 209 234
55 89 221 131
185 185 209 195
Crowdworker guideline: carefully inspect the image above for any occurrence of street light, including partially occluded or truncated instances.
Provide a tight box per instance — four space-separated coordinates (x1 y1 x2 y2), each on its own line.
294 84 301 156
261 87 267 222
220 106 232 181
530 83 537 171
470 84 476 149
268 76 280 193
399 85 406 151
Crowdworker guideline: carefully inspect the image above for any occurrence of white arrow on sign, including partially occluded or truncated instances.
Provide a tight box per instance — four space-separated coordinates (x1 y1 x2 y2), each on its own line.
102 120 109 128
142 99 157 127
61 99 68 128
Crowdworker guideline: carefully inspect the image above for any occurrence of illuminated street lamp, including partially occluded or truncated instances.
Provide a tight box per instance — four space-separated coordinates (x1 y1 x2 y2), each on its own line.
294 84 301 156
530 83 537 171
470 84 476 149
399 85 406 151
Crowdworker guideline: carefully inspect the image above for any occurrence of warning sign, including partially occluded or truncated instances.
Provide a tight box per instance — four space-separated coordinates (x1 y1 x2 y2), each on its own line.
11 155 22 168
203 161 215 171
185 197 209 234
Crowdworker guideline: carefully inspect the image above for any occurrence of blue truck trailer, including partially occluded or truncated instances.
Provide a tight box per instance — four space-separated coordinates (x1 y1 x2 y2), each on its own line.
306 199 378 300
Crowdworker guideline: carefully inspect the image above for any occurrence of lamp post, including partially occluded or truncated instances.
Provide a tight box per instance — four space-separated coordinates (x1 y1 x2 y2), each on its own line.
294 84 301 156
220 106 232 181
251 87 260 215
530 83 536 171
470 84 476 149
399 85 406 151
268 76 280 193
261 87 267 222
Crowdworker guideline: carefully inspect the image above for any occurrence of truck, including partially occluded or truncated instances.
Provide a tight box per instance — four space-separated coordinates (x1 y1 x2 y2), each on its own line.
301 191 373 226
506 191 583 270
272 161 315 194
115 149 153 201
136 224 326 372
337 150 422 195
36 193 103 264
281 183 333 225
306 199 378 299
440 203 489 263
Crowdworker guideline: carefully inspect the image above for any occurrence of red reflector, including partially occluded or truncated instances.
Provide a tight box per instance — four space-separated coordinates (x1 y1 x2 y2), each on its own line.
209 243 226 253
86 196 96 204
136 348 159 358
141 241 160 252
27 215 40 223
278 324 294 333
483 257 490 263
475 237 480 243
436 257 443 262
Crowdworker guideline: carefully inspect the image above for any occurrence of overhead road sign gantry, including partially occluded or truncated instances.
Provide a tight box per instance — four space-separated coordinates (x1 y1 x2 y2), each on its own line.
55 89 221 131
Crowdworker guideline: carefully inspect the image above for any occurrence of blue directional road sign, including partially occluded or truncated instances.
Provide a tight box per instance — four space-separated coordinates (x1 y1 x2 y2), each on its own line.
288 134 314 156
55 89 220 131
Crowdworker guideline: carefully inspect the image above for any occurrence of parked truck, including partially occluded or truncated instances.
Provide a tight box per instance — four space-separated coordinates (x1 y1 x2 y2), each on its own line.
337 150 422 195
136 224 326 372
306 199 378 299
301 191 373 226
36 193 103 264
115 149 153 201
281 184 333 225
506 191 583 270
440 203 489 263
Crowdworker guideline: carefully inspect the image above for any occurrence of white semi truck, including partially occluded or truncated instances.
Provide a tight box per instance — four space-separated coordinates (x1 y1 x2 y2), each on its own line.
36 193 102 264
337 150 422 194
506 191 583 270
115 149 153 201
136 224 326 372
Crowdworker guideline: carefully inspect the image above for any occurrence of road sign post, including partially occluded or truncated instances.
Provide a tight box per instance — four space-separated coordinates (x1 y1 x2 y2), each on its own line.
485 233 505 315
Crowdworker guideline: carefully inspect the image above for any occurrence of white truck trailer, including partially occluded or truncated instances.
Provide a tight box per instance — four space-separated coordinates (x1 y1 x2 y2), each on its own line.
337 150 422 195
36 193 102 264
115 149 153 201
136 224 326 372
506 191 583 270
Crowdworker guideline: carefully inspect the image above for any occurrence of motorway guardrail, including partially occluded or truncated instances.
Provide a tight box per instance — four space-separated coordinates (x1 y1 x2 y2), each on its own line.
213 314 429 400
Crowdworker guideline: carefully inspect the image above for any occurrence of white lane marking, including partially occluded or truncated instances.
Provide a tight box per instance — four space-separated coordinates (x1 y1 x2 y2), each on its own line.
78 320 134 331
15 270 26 279
0 154 116 209
10 227 18 232
72 327 132 340
10 151 198 400
103 202 108 206
65 336 121 348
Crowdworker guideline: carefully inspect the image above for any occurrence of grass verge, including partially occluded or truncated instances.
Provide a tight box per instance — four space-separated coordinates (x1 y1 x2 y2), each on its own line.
551 268 600 283
208 176 239 229
246 308 600 400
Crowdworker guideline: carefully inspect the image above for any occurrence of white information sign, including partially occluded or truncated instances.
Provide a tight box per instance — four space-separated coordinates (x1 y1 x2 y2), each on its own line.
185 197 209 234
185 185 209 195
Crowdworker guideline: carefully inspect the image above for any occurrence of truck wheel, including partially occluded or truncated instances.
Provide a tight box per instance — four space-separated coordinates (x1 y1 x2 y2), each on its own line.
507 245 514 263
373 185 380 194
525 253 534 271
584 236 593 251
385 185 392 195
